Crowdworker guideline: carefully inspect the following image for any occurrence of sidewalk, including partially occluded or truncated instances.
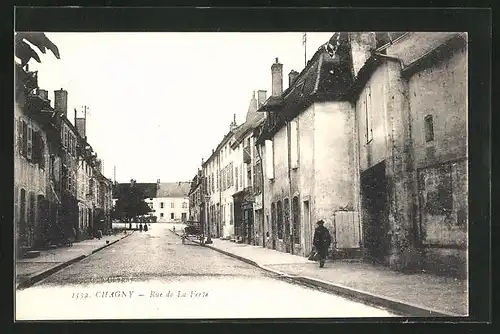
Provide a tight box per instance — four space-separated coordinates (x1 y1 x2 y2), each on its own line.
170 229 467 317
16 231 134 289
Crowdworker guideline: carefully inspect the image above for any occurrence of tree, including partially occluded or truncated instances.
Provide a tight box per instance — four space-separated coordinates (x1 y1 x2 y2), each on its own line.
112 183 152 228
15 32 60 66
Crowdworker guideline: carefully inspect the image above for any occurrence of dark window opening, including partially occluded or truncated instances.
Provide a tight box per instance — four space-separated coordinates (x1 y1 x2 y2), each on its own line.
292 196 300 244
277 200 283 239
425 115 434 143
271 203 276 239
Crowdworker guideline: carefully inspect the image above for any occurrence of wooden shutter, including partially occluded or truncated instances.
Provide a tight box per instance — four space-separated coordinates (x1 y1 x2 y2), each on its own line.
32 131 40 163
39 136 46 169
27 124 33 160
22 120 28 157
17 119 23 155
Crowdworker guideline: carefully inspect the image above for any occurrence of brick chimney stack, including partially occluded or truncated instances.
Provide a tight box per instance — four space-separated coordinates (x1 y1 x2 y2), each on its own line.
271 57 283 97
288 70 299 88
257 90 267 108
54 88 68 118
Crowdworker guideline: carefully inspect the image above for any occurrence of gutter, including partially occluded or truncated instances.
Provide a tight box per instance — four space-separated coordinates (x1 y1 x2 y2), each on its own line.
256 130 266 248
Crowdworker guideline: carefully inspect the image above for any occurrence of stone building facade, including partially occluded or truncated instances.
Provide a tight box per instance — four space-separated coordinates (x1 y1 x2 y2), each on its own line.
255 32 468 277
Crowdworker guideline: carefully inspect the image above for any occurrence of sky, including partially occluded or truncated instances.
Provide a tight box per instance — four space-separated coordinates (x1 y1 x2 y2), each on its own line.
25 32 334 183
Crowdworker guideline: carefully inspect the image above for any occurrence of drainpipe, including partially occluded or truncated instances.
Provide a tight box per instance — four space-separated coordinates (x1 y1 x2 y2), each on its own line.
256 134 265 248
286 119 294 254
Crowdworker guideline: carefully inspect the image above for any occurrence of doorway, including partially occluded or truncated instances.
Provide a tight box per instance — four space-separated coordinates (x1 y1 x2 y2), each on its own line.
284 198 291 253
360 161 390 265
303 200 311 253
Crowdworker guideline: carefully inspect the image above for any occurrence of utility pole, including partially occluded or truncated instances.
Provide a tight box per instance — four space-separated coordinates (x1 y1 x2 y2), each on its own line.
82 105 90 141
303 33 307 67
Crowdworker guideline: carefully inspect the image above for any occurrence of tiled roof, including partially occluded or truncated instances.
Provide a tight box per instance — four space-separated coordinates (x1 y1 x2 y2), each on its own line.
256 33 355 142
157 182 191 198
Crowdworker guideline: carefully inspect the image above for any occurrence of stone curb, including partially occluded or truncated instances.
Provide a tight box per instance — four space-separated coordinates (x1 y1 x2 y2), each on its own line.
168 229 460 317
16 231 134 290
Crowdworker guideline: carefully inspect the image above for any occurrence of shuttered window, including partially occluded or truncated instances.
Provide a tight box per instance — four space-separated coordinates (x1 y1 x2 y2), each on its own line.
17 118 23 154
27 124 33 160
22 120 28 157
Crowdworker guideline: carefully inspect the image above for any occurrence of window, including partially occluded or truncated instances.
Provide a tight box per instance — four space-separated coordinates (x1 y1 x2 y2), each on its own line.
181 213 187 221
229 203 233 225
271 203 276 239
17 119 27 156
27 124 33 160
292 196 300 244
182 202 187 208
32 131 45 168
265 140 275 179
171 202 174 208
247 164 252 188
365 86 373 143
171 213 175 219
160 213 164 218
230 162 234 187
290 120 299 169
284 198 290 239
160 202 164 208
235 166 239 190
425 115 434 143
277 200 283 239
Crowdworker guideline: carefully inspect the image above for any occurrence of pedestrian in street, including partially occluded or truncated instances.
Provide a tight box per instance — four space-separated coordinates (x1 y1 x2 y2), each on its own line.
313 220 332 268
144 223 148 232
139 223 143 232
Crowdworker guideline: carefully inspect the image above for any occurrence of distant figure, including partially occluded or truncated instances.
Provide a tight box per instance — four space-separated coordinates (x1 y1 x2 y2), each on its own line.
313 220 332 268
173 226 176 233
144 224 148 232
139 223 143 232
97 229 103 239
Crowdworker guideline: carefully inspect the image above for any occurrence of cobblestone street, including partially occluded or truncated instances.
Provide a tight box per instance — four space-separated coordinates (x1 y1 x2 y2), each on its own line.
16 224 398 319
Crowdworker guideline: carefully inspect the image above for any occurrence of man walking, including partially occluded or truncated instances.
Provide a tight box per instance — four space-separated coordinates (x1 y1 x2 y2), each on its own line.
313 220 332 268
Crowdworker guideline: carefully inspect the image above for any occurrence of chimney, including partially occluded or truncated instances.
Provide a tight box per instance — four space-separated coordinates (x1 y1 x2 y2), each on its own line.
54 88 68 118
201 158 204 165
348 32 377 78
96 159 102 173
271 57 283 97
257 90 267 108
288 70 299 88
75 117 86 139
37 89 48 101
230 113 238 131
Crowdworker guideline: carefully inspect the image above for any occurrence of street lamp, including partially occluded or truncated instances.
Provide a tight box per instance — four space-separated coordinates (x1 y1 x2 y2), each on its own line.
204 195 212 244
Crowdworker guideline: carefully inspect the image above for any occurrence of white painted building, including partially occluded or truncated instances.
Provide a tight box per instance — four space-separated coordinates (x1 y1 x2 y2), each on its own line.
145 181 190 223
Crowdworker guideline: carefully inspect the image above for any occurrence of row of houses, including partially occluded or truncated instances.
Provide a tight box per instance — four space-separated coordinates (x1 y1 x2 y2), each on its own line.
188 32 468 277
112 180 191 223
14 62 114 258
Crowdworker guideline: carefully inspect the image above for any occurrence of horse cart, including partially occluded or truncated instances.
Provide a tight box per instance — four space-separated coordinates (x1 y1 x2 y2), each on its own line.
181 221 205 245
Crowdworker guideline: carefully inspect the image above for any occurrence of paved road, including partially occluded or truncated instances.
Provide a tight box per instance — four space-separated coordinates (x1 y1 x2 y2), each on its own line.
16 224 397 320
